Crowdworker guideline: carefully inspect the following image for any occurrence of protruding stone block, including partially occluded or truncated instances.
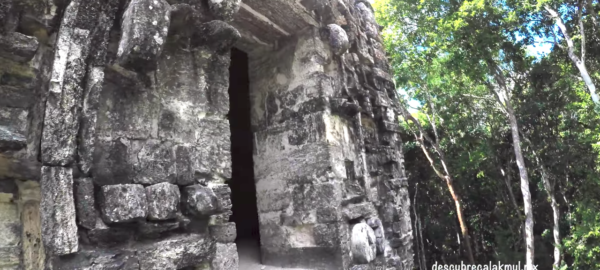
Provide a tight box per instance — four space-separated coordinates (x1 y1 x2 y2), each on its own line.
136 234 212 269
191 20 241 51
211 184 232 212
0 32 39 62
211 243 238 270
40 166 78 255
325 24 349 55
208 0 241 21
343 202 377 221
74 178 96 229
118 0 171 71
145 182 180 220
42 27 90 166
181 185 217 217
209 222 236 243
208 211 232 226
351 223 376 264
99 184 147 223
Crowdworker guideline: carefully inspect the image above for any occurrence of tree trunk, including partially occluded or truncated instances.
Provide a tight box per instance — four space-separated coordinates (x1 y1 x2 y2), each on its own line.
545 4 600 105
551 195 561 268
399 104 476 264
413 184 426 270
506 104 535 269
445 177 476 264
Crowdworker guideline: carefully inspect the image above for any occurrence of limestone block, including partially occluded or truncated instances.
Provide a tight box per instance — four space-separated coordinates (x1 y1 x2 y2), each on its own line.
351 223 376 264
136 234 211 270
42 27 90 166
93 139 178 185
191 20 241 52
342 202 377 221
0 85 34 109
256 186 292 213
211 184 232 212
92 139 134 186
85 217 134 246
208 0 241 21
208 211 232 226
0 107 28 137
313 224 338 247
73 178 96 229
211 243 238 270
209 222 236 243
99 184 147 223
292 182 341 212
316 206 340 223
176 138 232 186
0 32 39 63
40 166 78 255
367 217 381 229
96 71 161 140
181 184 218 216
118 0 171 71
325 24 349 55
130 140 177 185
145 182 180 220
78 67 104 174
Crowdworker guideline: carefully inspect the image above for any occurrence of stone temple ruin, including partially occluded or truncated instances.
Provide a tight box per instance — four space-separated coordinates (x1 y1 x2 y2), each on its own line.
0 0 414 269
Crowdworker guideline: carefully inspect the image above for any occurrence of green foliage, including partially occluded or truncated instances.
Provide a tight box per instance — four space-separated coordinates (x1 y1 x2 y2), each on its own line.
375 0 600 268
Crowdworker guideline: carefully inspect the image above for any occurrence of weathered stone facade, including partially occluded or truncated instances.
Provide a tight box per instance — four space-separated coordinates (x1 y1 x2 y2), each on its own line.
0 0 413 269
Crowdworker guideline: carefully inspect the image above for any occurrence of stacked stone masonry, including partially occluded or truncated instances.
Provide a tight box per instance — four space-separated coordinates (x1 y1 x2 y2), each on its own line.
0 0 414 269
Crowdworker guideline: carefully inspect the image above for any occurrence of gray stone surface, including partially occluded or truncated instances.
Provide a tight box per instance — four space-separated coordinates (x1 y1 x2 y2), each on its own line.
41 26 90 166
181 184 218 216
137 220 180 237
208 0 241 21
145 182 180 220
40 166 78 255
209 222 237 243
351 223 376 264
4 0 416 268
343 202 378 221
117 0 171 71
136 234 212 269
78 67 104 175
0 0 14 33
0 32 39 62
99 184 147 223
85 217 135 246
73 178 96 229
211 242 239 270
325 24 349 55
192 20 241 52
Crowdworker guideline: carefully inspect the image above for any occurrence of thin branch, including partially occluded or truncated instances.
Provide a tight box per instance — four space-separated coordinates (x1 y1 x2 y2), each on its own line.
579 0 587 62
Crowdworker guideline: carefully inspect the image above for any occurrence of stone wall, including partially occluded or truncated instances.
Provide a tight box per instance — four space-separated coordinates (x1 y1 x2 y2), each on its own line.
0 0 414 269
247 1 414 268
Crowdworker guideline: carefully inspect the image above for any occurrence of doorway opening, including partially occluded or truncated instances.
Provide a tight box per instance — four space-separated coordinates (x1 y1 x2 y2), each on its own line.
227 48 261 250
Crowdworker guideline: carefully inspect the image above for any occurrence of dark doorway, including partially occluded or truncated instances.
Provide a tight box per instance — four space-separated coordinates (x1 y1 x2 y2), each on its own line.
228 48 260 246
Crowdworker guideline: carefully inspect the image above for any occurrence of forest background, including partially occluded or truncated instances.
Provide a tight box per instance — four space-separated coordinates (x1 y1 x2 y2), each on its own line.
373 0 600 269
